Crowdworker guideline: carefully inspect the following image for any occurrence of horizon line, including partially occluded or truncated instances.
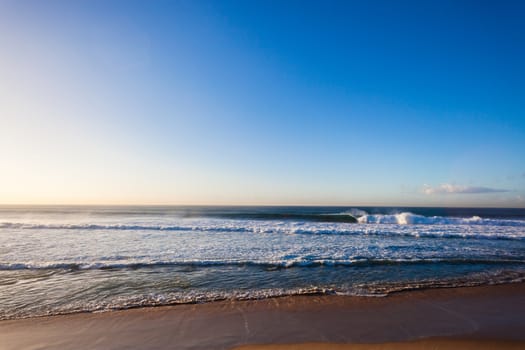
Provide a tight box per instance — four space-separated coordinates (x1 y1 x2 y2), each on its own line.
0 203 524 209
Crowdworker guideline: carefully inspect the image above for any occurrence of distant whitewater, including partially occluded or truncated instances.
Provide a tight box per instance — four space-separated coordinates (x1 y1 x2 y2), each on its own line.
1 206 524 320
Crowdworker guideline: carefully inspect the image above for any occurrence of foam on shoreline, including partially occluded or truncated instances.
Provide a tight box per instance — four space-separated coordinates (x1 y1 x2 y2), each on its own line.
1 283 524 350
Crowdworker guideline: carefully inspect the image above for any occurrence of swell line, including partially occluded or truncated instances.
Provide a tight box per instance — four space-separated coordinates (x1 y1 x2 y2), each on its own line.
2 258 524 271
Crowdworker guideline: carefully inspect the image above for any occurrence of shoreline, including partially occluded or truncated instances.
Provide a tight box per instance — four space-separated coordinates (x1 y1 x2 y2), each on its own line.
2 279 525 322
1 282 524 349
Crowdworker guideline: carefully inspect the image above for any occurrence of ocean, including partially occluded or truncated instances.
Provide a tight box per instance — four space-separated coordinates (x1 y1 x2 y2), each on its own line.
1 205 524 320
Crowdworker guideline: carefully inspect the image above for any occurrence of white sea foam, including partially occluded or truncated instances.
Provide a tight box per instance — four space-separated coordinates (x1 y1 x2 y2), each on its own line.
356 212 524 226
1 213 524 244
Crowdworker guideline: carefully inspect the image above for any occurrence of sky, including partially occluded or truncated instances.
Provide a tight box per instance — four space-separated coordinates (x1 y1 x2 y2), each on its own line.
0 0 524 207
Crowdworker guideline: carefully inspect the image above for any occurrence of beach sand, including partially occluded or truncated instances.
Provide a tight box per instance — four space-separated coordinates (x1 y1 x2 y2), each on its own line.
232 339 525 350
0 283 524 349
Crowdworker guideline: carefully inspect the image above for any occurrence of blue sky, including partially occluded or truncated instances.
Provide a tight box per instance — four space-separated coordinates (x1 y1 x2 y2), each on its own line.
0 0 524 206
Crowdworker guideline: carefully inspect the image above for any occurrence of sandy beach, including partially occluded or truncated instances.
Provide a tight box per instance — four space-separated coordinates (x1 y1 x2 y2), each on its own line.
1 283 524 349
232 339 525 350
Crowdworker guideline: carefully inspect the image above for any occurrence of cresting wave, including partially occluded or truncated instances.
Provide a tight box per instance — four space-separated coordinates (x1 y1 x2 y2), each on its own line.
356 212 525 226
2 257 524 271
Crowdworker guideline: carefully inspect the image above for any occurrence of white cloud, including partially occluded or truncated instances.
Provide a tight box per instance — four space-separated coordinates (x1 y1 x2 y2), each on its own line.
422 184 510 195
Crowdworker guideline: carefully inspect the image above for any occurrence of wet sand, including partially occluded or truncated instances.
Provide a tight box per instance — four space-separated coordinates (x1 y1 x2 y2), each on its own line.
232 339 525 350
0 283 524 350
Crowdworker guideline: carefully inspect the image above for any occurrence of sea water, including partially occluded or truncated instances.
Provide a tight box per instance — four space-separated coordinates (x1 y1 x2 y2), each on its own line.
1 206 524 320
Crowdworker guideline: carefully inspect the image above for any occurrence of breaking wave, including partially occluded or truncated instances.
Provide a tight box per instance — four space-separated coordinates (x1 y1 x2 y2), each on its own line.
356 212 525 226
2 211 524 232
1 217 525 241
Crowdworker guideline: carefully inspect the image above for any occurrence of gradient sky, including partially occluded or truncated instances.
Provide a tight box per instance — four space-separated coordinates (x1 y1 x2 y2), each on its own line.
1 0 524 206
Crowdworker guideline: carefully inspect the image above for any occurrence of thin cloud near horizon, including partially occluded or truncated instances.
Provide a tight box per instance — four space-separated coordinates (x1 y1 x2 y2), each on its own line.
423 184 510 195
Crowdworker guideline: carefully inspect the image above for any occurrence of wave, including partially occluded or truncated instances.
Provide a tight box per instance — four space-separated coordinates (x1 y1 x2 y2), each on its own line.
4 217 525 240
2 257 524 271
1 220 525 240
2 212 524 232
356 212 525 226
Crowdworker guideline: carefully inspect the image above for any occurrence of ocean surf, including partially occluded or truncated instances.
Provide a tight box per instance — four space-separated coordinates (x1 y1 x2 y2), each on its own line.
1 205 524 320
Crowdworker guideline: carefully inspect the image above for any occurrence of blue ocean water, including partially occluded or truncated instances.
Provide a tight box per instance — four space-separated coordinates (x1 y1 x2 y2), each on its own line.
1 206 524 320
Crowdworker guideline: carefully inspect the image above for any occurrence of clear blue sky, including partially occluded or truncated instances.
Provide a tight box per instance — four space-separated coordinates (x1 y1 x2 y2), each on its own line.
1 0 524 206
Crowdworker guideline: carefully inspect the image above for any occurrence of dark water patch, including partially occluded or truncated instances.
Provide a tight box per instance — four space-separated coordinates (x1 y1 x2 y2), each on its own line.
206 213 358 223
